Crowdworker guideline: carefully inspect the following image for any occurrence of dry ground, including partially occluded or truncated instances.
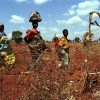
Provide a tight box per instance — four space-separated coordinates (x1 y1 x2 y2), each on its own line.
0 42 100 100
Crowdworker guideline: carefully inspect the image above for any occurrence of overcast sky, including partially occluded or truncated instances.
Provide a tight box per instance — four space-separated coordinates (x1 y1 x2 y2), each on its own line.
0 0 100 40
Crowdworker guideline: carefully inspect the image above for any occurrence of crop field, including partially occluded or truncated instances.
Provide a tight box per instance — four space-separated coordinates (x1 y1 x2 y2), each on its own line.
0 41 100 100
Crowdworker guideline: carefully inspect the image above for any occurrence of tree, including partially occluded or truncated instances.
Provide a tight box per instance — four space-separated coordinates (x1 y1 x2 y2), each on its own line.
74 37 80 42
11 31 23 43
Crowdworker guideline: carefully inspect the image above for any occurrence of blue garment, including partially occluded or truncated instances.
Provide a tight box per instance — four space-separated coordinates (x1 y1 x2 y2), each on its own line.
0 32 8 50
0 32 4 36
0 43 8 50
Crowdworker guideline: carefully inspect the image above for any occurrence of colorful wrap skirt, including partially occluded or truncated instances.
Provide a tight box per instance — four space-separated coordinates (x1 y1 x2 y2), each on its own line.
0 35 15 69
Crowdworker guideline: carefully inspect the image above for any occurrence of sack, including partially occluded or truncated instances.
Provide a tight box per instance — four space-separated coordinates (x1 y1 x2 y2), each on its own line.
29 11 42 22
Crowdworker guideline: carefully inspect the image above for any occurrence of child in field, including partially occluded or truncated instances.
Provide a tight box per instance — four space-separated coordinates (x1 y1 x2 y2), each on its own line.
53 35 59 50
57 29 70 68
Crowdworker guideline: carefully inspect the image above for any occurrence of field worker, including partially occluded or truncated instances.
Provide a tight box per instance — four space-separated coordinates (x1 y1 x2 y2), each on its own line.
0 23 15 73
57 29 70 68
53 34 59 50
24 11 46 67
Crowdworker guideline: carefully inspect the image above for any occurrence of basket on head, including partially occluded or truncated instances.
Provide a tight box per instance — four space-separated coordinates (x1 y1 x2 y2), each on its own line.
29 11 42 23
